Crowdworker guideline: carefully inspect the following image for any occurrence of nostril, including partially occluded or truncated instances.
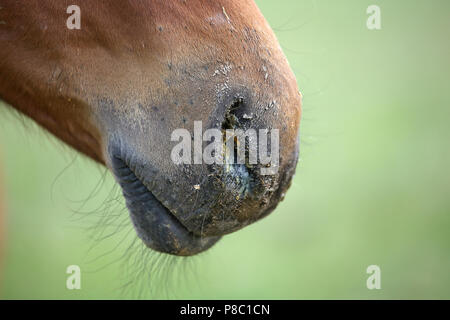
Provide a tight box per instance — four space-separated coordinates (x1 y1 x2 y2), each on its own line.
221 97 244 130
220 97 256 166
223 164 251 197
218 97 257 194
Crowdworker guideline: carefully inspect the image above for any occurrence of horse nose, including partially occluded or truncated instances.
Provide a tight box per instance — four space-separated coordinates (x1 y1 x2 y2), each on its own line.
106 74 300 255
178 94 299 238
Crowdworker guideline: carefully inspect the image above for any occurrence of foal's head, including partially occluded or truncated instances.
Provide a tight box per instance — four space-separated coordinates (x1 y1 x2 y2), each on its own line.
0 0 301 255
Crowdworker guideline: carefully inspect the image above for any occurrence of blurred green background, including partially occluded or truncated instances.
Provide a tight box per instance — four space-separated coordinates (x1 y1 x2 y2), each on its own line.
0 0 449 299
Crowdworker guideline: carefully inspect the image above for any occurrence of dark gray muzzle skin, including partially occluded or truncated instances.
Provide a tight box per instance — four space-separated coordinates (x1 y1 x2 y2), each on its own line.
110 144 221 256
101 73 300 256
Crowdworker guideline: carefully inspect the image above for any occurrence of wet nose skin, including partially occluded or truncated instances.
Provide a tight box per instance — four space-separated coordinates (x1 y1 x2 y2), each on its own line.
173 89 300 237
106 79 300 255
100 17 301 253
102 56 301 255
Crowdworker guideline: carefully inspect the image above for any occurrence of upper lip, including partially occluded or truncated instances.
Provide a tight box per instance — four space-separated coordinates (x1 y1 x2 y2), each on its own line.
109 153 220 256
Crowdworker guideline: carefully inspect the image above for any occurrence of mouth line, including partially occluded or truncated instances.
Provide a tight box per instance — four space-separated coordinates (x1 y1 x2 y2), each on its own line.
112 155 190 230
110 154 220 256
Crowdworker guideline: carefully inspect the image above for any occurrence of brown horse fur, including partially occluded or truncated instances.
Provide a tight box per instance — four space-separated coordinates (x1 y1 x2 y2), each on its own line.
0 1 302 255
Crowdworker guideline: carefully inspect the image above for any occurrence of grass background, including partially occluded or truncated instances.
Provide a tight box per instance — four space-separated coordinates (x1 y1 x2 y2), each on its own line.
0 0 449 299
